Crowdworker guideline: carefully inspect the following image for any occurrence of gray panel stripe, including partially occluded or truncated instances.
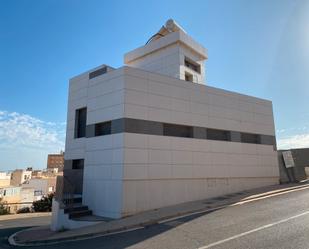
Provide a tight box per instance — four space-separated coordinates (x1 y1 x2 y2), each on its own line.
85 118 276 147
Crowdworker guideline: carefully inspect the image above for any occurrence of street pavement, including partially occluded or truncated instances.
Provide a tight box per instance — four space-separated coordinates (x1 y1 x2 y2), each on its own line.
0 215 50 249
1 187 309 249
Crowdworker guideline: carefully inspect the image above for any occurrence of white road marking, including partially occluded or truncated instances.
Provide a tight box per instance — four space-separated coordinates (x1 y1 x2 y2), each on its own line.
198 210 309 249
159 185 309 225
231 185 309 206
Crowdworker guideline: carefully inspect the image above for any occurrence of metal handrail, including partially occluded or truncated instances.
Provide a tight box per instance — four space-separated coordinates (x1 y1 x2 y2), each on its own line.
55 175 75 209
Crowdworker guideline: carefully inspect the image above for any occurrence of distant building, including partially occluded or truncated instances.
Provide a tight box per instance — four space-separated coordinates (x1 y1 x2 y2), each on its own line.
20 187 38 208
47 152 64 172
0 185 39 213
0 172 11 187
10 169 32 186
0 186 21 213
22 178 56 195
31 170 43 178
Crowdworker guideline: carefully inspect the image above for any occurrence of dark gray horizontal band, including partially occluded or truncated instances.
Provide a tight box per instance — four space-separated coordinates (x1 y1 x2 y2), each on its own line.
84 118 276 148
89 66 107 79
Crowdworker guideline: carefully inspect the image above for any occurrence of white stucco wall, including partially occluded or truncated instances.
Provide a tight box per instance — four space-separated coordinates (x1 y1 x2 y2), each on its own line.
65 68 126 218
123 66 275 135
120 66 278 216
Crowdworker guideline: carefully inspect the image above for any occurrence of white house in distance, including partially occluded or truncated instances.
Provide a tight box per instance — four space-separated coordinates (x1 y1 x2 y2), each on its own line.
52 19 279 230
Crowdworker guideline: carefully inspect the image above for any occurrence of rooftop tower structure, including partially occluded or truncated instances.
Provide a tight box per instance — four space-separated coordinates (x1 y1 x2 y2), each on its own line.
124 19 207 84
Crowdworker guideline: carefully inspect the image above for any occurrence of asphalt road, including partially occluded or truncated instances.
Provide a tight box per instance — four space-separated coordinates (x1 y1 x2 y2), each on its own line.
0 215 51 249
1 186 309 249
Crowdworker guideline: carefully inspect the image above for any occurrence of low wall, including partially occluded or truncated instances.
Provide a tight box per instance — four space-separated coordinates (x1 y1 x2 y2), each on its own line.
278 149 309 183
121 177 279 216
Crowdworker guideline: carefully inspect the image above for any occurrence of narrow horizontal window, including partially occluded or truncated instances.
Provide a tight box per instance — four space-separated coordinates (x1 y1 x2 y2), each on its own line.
163 123 193 138
184 57 201 73
84 118 275 147
260 135 274 145
72 159 84 170
89 66 107 79
207 128 231 141
241 133 260 144
95 121 111 136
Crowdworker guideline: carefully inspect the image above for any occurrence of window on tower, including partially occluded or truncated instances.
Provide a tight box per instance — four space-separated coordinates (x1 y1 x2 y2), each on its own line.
184 57 201 73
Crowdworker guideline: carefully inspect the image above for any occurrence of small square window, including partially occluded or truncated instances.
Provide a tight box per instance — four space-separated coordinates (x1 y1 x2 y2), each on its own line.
72 159 84 170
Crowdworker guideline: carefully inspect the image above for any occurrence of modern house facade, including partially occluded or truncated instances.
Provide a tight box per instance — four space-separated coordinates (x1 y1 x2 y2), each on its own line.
52 20 279 229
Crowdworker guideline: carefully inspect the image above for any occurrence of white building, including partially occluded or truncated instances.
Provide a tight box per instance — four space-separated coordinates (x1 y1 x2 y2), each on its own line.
52 20 279 230
0 186 38 212
0 172 11 187
22 178 56 196
10 169 32 186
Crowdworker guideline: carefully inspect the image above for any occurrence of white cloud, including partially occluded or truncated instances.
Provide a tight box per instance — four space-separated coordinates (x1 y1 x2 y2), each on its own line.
277 133 309 150
276 129 286 133
0 110 66 170
0 110 65 151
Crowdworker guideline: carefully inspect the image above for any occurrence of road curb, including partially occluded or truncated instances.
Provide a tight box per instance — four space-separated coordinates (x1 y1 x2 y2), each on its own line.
9 182 309 247
8 205 225 247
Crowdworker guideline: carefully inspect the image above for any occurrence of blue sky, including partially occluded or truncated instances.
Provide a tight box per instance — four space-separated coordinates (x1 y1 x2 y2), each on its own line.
0 0 308 171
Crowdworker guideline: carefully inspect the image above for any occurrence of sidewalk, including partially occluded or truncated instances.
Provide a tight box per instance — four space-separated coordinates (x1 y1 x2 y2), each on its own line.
10 181 309 246
0 212 51 221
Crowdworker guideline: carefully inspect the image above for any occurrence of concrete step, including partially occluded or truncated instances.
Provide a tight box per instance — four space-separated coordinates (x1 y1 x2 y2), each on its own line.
71 215 112 222
64 205 89 214
69 210 92 219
